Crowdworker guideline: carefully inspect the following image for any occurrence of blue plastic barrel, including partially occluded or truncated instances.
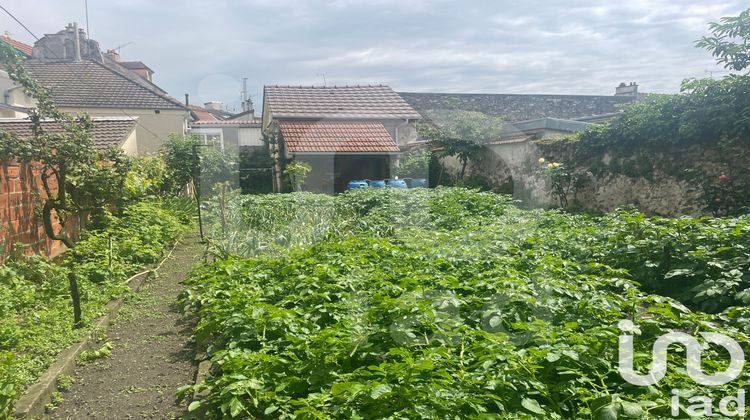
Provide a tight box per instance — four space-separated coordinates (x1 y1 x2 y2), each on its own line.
410 178 428 188
346 180 369 190
386 179 407 188
368 180 386 188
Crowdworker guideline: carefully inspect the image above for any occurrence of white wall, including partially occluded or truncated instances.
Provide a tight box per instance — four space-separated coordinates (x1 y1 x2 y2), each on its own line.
61 107 188 154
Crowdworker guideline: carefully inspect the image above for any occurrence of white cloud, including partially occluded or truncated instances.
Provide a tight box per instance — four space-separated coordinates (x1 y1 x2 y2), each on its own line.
0 0 747 105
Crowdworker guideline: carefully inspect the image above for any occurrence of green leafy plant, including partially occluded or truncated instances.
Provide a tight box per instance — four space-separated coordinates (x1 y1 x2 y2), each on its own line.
417 104 503 180
695 7 750 72
284 161 312 192
184 188 750 418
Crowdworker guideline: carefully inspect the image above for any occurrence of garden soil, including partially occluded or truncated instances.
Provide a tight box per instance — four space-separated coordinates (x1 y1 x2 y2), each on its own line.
50 234 203 419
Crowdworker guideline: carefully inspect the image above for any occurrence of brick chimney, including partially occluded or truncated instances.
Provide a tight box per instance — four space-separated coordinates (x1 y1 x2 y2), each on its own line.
615 82 638 96
104 49 120 62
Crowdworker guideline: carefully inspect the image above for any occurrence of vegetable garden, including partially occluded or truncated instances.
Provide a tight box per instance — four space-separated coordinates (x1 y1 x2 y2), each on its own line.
182 188 750 419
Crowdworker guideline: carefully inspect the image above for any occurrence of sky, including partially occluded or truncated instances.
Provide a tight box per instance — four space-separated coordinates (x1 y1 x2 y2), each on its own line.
1 0 746 112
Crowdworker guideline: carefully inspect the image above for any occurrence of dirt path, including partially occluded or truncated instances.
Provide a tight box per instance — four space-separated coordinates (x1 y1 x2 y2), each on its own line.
50 234 204 419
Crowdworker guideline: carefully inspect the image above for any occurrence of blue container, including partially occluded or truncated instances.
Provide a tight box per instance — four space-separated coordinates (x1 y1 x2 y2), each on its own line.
346 180 369 190
368 180 386 188
410 178 428 188
386 179 408 188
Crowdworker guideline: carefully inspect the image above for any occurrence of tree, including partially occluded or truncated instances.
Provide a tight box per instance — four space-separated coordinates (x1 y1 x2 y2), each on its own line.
284 161 311 192
696 7 750 72
161 134 236 196
0 42 128 327
417 104 502 179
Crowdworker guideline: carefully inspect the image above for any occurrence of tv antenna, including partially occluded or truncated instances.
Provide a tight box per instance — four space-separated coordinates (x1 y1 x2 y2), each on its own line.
316 73 327 86
112 42 132 53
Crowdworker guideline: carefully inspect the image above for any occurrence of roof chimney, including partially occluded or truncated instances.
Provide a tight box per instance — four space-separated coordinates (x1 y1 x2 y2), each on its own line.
104 49 120 62
73 22 81 61
615 82 638 96
204 101 224 111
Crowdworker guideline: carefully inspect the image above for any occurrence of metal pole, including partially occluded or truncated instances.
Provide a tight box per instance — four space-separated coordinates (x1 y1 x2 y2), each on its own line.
193 144 204 241
68 271 82 329
108 232 113 269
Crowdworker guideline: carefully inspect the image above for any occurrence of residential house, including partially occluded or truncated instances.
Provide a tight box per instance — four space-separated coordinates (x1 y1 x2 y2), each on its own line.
0 35 35 118
0 33 32 57
188 99 263 150
262 85 422 193
20 24 189 154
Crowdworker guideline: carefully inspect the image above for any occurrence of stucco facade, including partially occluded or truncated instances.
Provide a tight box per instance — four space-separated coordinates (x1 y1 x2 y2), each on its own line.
60 107 188 154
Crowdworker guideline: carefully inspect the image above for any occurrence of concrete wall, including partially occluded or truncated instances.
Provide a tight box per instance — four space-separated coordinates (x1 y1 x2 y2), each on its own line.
120 129 138 155
61 107 188 154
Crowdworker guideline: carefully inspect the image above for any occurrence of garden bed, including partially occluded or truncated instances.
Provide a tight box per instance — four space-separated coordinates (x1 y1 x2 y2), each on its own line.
182 188 750 418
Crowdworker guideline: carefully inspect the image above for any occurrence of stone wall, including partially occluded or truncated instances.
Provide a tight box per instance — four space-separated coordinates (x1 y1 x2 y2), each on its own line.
443 138 747 216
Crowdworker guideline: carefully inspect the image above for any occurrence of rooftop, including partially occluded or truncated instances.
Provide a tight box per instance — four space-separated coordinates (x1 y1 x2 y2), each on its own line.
0 34 33 57
23 59 185 110
398 91 638 123
265 85 422 120
279 121 400 153
0 116 137 151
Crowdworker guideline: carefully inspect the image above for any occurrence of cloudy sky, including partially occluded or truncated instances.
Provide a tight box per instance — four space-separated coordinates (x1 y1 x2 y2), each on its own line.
1 0 746 111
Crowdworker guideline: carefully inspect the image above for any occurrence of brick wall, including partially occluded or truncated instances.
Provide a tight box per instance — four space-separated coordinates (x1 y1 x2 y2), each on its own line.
0 160 79 261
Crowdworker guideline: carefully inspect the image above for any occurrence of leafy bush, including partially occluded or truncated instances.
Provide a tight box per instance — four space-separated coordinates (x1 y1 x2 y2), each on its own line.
185 188 750 418
394 149 431 179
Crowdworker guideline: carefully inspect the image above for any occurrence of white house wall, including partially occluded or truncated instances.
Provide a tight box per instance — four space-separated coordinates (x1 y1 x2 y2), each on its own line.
60 107 188 154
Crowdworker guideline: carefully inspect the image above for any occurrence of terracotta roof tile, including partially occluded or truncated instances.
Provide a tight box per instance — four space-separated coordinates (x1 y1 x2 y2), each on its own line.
279 121 400 153
265 85 421 119
0 117 136 151
1 35 33 56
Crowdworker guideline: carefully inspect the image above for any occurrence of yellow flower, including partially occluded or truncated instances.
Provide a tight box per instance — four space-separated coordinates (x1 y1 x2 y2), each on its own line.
538 158 545 164
552 162 561 168
547 163 554 169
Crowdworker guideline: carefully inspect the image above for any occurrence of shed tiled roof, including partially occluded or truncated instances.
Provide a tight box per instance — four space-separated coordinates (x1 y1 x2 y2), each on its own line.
23 60 185 109
265 85 422 120
398 92 637 123
0 35 33 56
0 117 136 151
279 121 400 153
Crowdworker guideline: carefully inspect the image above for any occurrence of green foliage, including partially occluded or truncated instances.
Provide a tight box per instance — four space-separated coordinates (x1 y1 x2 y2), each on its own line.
122 155 169 202
394 149 431 179
454 174 492 191
0 200 190 415
695 7 750 72
185 189 750 418
239 147 274 194
417 107 503 179
161 134 236 196
77 342 112 365
0 42 129 248
284 161 312 192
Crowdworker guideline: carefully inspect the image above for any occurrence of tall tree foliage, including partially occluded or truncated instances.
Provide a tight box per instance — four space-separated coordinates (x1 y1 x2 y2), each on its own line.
0 42 127 249
417 103 503 179
696 7 750 72
0 43 129 328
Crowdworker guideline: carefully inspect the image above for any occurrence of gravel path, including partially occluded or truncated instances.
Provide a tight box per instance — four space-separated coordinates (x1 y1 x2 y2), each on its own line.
50 234 203 419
